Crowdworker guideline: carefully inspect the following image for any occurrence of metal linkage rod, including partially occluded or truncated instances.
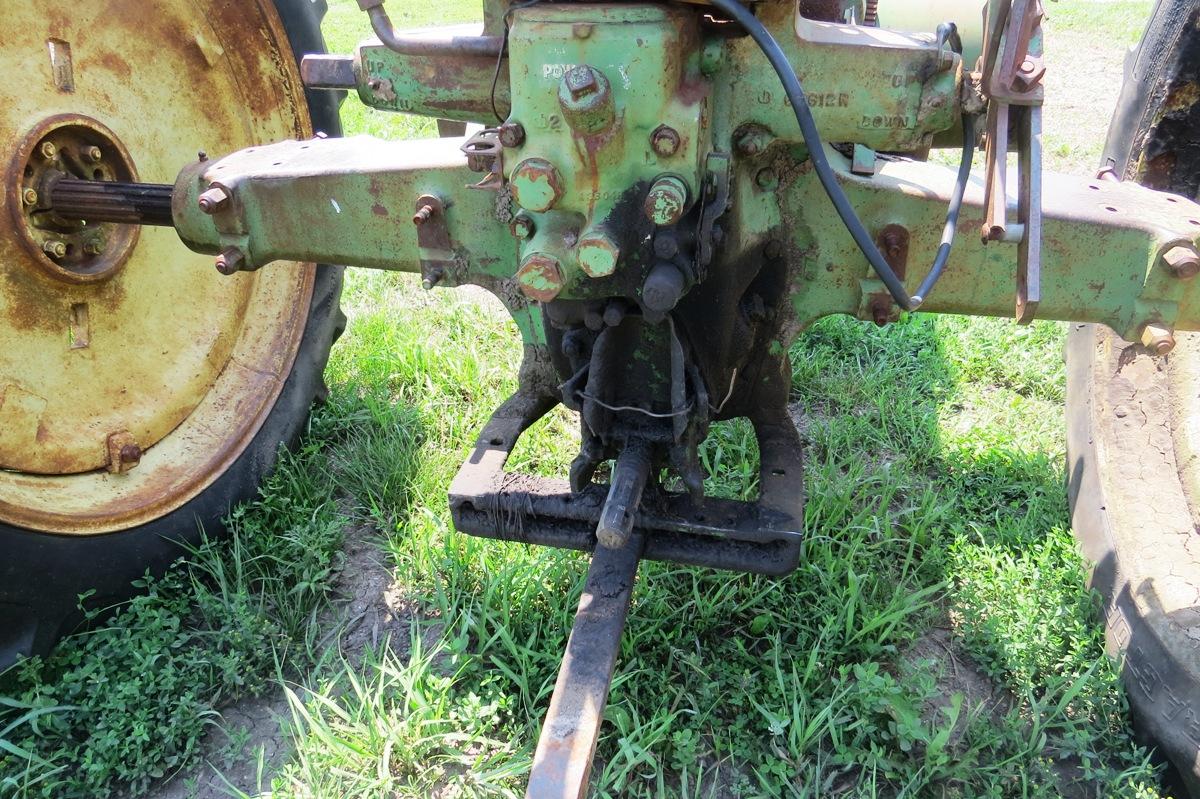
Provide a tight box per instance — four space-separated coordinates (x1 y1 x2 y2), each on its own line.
595 442 652 550
48 178 174 226
526 532 644 799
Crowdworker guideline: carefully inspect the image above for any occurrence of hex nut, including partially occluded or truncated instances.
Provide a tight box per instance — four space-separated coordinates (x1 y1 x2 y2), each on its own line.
516 252 565 302
42 240 67 259
21 188 38 206
510 214 535 240
215 247 245 275
197 186 231 215
39 141 57 160
511 159 564 213
1141 323 1176 356
1163 245 1200 279
578 230 621 278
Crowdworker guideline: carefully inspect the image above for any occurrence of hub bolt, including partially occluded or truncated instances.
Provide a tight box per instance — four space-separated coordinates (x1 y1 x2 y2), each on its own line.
197 186 231 215
84 146 103 163
42 240 67 259
1141 323 1176 356
1163 245 1200 279
21 188 38 206
39 141 57 160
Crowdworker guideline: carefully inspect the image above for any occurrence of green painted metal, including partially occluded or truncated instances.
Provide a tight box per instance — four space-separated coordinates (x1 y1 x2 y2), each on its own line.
170 0 1200 356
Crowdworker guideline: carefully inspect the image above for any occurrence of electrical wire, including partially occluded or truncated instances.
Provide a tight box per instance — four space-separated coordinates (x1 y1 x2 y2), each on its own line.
706 0 976 310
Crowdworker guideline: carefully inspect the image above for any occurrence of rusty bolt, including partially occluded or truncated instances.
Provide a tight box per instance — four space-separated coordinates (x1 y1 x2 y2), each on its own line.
883 230 904 259
21 188 38 206
84 145 103 163
644 175 690 227
422 267 445 291
42 240 67 259
651 125 682 158
735 127 771 157
564 65 599 100
197 186 230 214
578 230 621 278
83 238 105 256
215 247 245 275
1141 323 1176 356
516 252 565 302
106 431 142 474
572 22 594 39
498 121 526 148
510 214 535 240
511 158 564 212
39 141 57 160
413 204 434 225
1163 245 1200 279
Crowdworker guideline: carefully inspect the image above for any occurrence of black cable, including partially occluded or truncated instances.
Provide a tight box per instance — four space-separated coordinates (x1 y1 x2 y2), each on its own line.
706 0 975 310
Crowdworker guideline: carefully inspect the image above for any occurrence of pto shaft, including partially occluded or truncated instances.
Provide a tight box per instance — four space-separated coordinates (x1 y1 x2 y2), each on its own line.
48 178 174 227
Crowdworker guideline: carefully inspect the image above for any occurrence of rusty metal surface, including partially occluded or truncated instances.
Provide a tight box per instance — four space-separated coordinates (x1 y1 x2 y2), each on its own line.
0 0 316 533
526 531 643 799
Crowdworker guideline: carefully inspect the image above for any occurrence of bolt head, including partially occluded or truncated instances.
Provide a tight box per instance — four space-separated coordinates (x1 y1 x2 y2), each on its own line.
1163 245 1200 279
572 22 594 39
511 158 564 212
1141 323 1176 356
510 214 535 240
578 231 621 278
215 247 245 275
564 65 599 100
85 145 103 163
498 121 526 148
83 239 104 256
644 175 690 227
21 188 38 206
38 141 57 160
197 186 230 215
651 125 682 158
516 253 564 302
755 168 779 191
42 240 67 259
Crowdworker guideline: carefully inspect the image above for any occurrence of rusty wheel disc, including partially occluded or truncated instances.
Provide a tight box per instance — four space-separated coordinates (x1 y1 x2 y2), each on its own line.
0 1 318 534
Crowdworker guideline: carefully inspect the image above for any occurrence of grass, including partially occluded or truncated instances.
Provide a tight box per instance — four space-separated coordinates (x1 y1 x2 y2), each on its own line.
0 0 1175 797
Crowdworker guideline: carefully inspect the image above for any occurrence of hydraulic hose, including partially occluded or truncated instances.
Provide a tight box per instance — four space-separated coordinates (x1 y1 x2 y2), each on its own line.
706 0 975 310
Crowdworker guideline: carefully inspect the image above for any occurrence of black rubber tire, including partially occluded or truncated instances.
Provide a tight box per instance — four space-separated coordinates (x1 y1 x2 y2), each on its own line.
0 0 346 668
1068 0 1200 793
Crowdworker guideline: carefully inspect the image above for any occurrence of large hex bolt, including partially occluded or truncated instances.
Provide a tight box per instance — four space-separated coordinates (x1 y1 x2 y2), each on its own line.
1141 323 1176 356
644 175 690 227
1163 245 1200 279
215 247 246 275
197 186 231 215
516 252 565 302
642 262 687 313
511 158 564 212
577 230 620 278
558 65 615 135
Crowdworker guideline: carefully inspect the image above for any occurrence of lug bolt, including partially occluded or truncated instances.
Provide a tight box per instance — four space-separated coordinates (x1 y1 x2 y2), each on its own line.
215 247 245 275
651 125 682 157
197 186 230 214
510 214 535 240
84 145 103 163
1163 245 1200 279
21 188 38 206
644 175 690 227
39 141 57 160
413 204 434 225
1141 323 1176 356
42 240 67 259
498 121 526 148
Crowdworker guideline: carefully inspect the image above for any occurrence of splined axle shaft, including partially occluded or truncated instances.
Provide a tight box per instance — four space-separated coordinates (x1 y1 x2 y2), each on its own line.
49 178 174 227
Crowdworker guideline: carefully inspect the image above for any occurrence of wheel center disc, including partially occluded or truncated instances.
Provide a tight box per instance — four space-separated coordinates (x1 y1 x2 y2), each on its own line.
7 114 140 283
